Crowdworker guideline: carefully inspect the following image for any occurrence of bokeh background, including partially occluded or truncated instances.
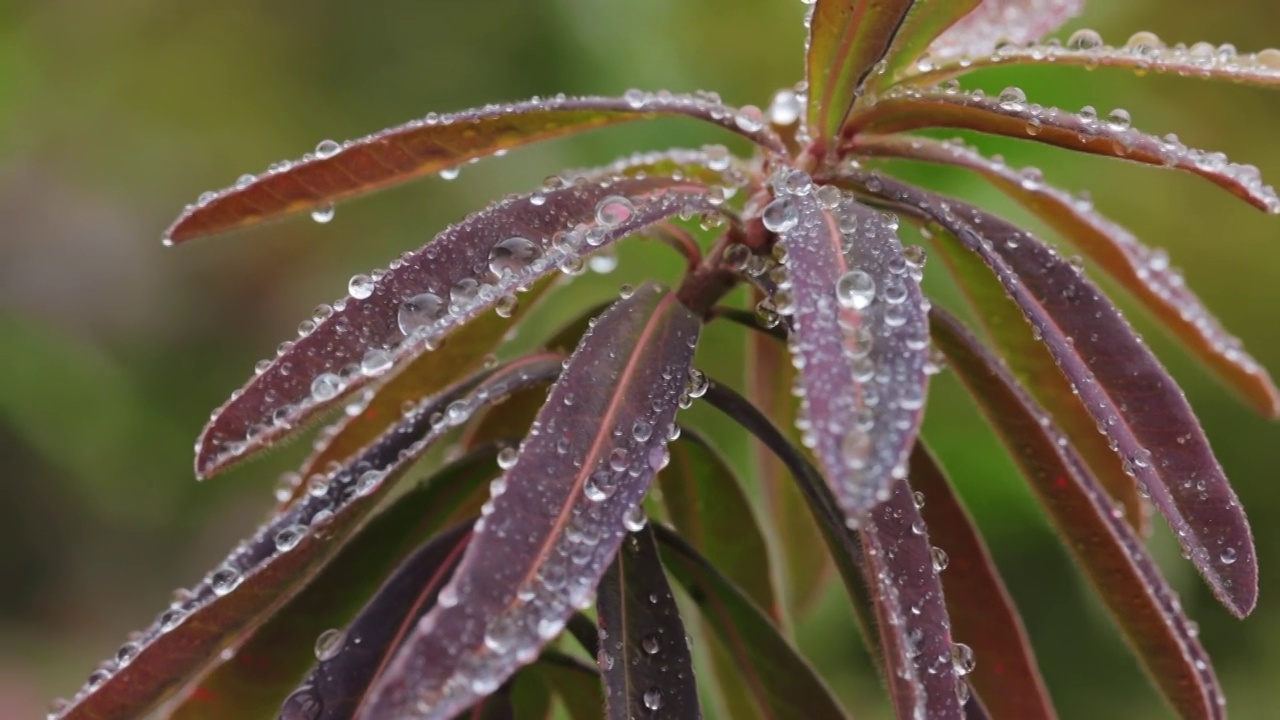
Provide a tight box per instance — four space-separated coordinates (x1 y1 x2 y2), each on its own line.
3 1 1279 718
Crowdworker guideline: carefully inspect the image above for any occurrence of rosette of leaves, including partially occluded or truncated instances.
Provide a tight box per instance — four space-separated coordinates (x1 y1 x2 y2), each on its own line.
52 2 1280 719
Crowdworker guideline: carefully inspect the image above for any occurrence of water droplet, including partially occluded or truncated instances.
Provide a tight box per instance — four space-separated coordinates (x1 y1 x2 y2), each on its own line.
609 448 630 472
762 197 798 232
623 505 648 532
734 105 765 132
310 373 343 402
210 566 242 596
836 270 876 309
398 292 446 336
360 348 393 377
951 642 976 675
438 167 460 181
115 642 141 668
314 139 341 159
310 204 335 224
589 249 619 274
497 446 519 470
632 420 653 442
930 546 949 572
1067 28 1103 51
686 368 709 398
1105 108 1132 131
314 628 345 661
584 470 619 502
280 687 323 720
488 236 542 278
997 86 1026 111
768 89 802 125
1220 547 1238 565
643 688 664 711
274 524 308 552
495 294 519 318
595 195 634 226
641 634 661 654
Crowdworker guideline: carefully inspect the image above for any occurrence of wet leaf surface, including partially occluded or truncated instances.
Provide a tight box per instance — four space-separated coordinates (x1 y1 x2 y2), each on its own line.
925 0 1084 61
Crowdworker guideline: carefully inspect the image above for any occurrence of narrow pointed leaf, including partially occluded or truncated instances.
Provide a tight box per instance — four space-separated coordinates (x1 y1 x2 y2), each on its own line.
774 186 930 518
278 522 473 720
807 0 916 143
165 95 783 243
843 171 1257 616
653 525 850 720
597 525 701 719
854 134 1280 417
659 431 778 616
931 308 1226 720
909 443 1057 720
53 355 560 720
745 311 832 621
874 1 983 89
925 0 1084 61
910 39 1280 91
535 654 606 720
197 174 721 478
169 447 501 720
845 87 1280 213
361 283 702 720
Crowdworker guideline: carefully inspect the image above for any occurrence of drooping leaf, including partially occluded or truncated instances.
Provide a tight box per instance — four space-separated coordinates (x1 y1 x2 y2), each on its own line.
908 37 1280 91
842 171 1258 617
653 525 850 720
361 283 702 720
744 305 832 622
873 0 983 90
859 478 965 720
169 447 501 720
925 0 1084 61
54 355 560 720
844 87 1280 214
659 430 778 617
806 0 917 144
772 184 930 518
930 308 1226 720
196 174 722 478
165 96 784 243
277 522 473 720
854 134 1280 418
596 524 701 719
909 442 1057 720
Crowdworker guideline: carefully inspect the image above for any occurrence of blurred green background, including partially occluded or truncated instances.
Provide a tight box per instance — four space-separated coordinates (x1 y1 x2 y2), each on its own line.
2 1 1279 718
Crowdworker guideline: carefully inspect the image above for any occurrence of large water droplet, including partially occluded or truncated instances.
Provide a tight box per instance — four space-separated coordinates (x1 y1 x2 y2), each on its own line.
762 197 798 233
347 273 374 299
314 139 342 159
488 236 542 278
836 270 876 310
314 628 345 661
643 688 664 711
951 642 976 675
310 204 335 224
595 195 634 227
310 373 343 402
398 292 446 336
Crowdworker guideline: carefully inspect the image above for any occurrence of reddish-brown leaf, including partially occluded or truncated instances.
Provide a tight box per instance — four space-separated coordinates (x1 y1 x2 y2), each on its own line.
925 0 1084 61
165 96 783 243
196 174 721 478
52 355 559 720
910 443 1057 720
873 0 983 90
931 308 1226 720
844 87 1280 214
841 171 1258 617
854 134 1279 417
361 283 702 720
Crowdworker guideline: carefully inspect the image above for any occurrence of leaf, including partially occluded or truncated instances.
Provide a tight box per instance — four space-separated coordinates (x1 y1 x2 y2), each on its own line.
909 442 1057 720
930 308 1227 720
169 447 501 720
873 0 983 90
844 87 1280 214
659 430 778 617
744 306 832 622
277 522 473 720
772 185 930 517
534 654 605 720
924 0 1084 61
596 525 701 719
854 134 1280 418
285 275 556 503
165 96 784 243
360 282 702 720
841 171 1258 617
858 478 965 720
653 525 850 720
806 0 916 144
196 174 723 478
53 355 561 720
909 37 1280 91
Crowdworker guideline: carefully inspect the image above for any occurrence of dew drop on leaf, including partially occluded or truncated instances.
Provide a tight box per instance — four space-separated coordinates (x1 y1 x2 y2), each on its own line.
762 197 799 232
398 292 446 336
310 204 335 224
314 628 345 661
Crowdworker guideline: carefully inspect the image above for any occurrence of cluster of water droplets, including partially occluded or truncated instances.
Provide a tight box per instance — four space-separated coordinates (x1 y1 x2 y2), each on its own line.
875 82 1280 214
762 167 932 517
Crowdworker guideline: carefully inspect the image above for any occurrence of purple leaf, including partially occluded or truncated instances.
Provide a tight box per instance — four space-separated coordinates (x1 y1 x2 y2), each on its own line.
653 525 850 720
596 525 701 720
278 522 473 720
53 354 560 720
925 0 1084 61
910 443 1057 720
360 282 702 720
165 95 784 243
806 0 916 143
854 134 1280 418
859 479 965 720
844 87 1280 214
874 1 983 89
931 308 1227 720
197 174 724 478
772 182 930 518
842 171 1258 617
